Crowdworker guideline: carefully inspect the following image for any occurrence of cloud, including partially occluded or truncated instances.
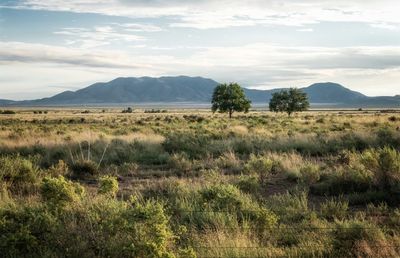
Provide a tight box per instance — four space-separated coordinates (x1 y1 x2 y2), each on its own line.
1 40 400 97
54 25 146 48
0 41 148 69
6 0 400 29
113 23 163 32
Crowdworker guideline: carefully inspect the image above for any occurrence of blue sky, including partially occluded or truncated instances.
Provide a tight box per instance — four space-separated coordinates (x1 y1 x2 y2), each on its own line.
1 0 400 100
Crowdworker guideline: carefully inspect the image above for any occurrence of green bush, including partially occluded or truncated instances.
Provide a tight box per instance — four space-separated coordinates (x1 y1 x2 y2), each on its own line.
320 197 349 220
299 163 320 185
70 160 99 179
180 184 280 232
244 154 275 184
0 155 39 191
40 176 85 207
0 196 177 258
98 176 119 198
168 153 192 174
0 204 59 257
235 175 260 194
358 147 400 194
332 220 390 257
266 190 309 223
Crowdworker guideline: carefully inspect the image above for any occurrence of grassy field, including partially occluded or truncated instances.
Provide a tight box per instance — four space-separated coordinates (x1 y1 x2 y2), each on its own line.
1 108 400 257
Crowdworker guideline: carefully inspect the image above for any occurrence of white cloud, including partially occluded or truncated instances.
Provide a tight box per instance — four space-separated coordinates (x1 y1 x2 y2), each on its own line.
54 25 145 48
0 41 149 69
113 23 163 32
1 40 400 98
8 0 400 29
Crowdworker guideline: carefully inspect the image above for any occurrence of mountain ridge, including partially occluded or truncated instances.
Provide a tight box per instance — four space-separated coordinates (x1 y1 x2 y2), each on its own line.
1 76 399 107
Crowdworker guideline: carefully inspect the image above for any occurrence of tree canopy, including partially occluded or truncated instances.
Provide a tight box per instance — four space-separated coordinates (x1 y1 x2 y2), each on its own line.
211 83 251 118
269 88 310 116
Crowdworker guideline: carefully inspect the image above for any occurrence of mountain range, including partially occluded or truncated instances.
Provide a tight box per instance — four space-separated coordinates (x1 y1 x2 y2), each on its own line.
1 76 399 107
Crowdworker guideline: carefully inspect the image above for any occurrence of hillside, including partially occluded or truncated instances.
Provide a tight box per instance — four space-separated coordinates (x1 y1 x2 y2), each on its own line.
2 76 400 107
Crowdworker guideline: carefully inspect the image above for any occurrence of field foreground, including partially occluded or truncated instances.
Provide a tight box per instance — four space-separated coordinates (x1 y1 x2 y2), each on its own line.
1 109 400 257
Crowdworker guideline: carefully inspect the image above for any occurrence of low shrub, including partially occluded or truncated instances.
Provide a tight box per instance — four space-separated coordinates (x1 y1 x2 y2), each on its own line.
40 176 85 207
332 220 393 257
299 163 320 185
320 197 349 220
0 155 39 192
168 153 193 174
70 160 99 179
266 190 309 223
235 175 260 194
244 154 275 184
98 176 119 198
216 151 242 174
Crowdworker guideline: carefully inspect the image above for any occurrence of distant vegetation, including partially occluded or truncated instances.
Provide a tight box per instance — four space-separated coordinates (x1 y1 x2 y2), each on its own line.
211 83 251 118
1 107 400 257
122 107 133 113
269 88 310 116
0 110 16 115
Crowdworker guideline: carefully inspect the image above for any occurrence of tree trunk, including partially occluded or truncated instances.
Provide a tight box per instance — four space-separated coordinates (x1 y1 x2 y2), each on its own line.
229 110 233 119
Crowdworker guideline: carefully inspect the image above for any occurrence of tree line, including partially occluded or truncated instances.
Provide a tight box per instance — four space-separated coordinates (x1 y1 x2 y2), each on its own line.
212 82 310 118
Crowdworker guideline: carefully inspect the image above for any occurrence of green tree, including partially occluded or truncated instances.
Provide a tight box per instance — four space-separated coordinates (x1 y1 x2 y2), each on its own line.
269 88 309 116
211 83 251 118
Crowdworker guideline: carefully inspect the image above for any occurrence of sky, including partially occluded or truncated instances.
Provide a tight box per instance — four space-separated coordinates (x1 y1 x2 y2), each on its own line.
1 0 400 100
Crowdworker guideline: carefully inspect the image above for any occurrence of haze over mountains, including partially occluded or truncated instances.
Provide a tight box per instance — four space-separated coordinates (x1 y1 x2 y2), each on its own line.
1 76 399 107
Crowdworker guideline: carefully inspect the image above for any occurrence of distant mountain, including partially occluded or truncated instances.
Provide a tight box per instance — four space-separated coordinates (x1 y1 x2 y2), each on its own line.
0 99 16 106
2 76 399 107
27 76 217 105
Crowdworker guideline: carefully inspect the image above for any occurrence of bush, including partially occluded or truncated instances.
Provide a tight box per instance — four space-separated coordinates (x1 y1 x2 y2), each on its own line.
0 110 16 115
320 197 349 220
40 176 85 207
0 196 177 257
0 156 39 191
194 184 278 232
168 153 192 174
266 190 309 223
235 175 260 194
299 163 320 185
332 220 392 257
47 160 69 177
98 176 119 198
0 204 59 257
70 160 99 179
357 147 400 194
244 154 274 184
216 151 242 174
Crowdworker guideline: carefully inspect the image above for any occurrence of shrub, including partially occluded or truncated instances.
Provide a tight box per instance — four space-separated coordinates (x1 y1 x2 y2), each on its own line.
168 153 192 174
122 107 133 113
299 163 320 185
0 204 59 257
216 151 242 174
197 184 278 231
358 147 400 194
244 154 274 184
0 155 39 191
376 147 400 193
40 176 85 207
47 160 69 177
235 175 260 194
266 190 309 223
0 110 16 115
98 176 119 198
70 160 99 179
320 197 349 220
332 220 391 257
0 196 178 257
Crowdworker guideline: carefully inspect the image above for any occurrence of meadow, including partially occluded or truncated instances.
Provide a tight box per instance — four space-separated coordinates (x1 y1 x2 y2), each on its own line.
1 108 400 258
